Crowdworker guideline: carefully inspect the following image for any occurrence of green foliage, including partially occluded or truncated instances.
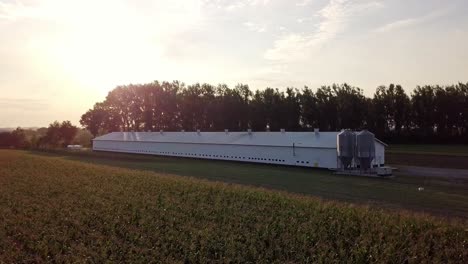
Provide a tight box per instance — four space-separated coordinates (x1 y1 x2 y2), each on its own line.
72 129 93 147
388 144 468 156
79 81 468 143
0 150 466 263
38 121 79 148
373 84 411 136
34 149 468 218
0 128 28 149
387 144 468 169
411 86 437 137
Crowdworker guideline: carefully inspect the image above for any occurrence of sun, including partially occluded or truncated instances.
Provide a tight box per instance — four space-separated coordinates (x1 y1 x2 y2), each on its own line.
48 27 164 92
24 1 165 95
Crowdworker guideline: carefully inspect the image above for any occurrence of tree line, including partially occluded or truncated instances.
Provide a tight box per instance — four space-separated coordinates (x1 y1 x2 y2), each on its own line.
0 121 92 149
78 81 468 144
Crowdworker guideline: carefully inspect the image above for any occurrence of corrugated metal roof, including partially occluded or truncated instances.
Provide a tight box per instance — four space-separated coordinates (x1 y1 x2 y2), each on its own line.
93 131 359 149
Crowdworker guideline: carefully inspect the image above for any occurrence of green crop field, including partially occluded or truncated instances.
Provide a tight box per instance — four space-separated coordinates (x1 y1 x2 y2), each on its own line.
388 144 468 156
386 144 468 169
29 149 468 218
0 150 467 262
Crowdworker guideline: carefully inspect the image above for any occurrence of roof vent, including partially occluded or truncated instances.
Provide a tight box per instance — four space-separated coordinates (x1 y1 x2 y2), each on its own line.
314 128 319 135
247 129 252 135
280 128 285 133
197 129 201 135
224 129 229 134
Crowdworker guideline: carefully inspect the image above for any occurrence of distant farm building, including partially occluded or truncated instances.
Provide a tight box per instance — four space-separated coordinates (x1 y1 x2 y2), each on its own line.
92 130 386 169
67 145 83 150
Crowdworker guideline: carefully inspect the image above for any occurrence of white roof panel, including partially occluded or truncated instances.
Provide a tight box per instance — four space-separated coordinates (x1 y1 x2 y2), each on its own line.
93 131 342 148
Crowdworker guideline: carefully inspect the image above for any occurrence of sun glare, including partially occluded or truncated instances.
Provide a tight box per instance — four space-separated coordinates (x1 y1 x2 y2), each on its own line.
25 0 168 94
50 31 164 92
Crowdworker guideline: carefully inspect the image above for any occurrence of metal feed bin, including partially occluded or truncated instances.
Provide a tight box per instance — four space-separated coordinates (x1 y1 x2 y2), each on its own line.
356 130 376 170
337 129 356 169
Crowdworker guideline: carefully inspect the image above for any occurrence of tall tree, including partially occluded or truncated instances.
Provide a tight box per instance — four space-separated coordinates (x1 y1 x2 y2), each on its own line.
373 84 411 136
283 88 301 130
333 83 367 129
250 90 267 131
59 121 79 146
411 86 436 138
40 121 78 147
0 128 27 148
80 103 111 136
315 86 338 131
77 80 468 144
300 86 318 130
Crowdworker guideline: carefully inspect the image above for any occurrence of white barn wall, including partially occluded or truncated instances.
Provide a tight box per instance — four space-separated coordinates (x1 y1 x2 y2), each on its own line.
93 140 338 168
92 131 386 170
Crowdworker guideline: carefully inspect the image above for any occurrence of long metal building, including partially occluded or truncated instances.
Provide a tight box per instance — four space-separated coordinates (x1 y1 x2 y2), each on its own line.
92 130 386 169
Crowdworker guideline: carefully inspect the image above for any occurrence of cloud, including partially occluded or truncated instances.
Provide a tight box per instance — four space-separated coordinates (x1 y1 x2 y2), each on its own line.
375 9 450 33
0 98 49 111
296 0 313 7
0 1 48 20
223 0 270 11
375 18 419 33
264 33 311 61
243 21 266 32
264 0 382 61
0 0 204 31
296 17 313 23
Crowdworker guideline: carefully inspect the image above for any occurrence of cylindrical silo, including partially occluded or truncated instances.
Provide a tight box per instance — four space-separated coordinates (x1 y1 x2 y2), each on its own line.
356 130 376 170
337 129 355 169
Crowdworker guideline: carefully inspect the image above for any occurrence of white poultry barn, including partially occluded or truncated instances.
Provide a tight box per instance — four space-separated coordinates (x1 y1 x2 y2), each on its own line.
92 129 386 169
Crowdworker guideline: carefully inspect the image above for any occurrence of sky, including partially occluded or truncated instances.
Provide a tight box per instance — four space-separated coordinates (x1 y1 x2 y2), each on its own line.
1 0 467 127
